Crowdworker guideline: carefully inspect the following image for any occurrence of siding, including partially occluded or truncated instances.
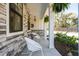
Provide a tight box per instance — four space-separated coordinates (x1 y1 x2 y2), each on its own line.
0 3 27 56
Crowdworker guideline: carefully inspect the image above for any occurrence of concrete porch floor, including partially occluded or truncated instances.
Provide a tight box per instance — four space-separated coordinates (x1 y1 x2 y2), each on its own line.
21 36 61 56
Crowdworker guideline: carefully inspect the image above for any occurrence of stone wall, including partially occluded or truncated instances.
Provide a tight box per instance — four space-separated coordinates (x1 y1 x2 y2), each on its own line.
32 30 44 36
23 4 28 35
0 3 27 56
0 3 7 56
0 34 26 56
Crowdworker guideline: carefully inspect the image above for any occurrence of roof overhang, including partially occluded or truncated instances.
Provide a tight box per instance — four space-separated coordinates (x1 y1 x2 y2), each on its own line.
25 3 49 19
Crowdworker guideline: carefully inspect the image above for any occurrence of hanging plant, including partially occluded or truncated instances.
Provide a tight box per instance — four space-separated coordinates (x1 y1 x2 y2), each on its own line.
52 3 70 13
44 15 49 23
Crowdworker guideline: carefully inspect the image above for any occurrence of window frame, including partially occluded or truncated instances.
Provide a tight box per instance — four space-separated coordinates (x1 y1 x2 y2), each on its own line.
9 3 23 33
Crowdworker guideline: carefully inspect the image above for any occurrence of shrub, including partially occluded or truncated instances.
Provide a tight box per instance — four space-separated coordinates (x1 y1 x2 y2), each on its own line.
55 33 78 50
55 33 77 45
55 33 78 55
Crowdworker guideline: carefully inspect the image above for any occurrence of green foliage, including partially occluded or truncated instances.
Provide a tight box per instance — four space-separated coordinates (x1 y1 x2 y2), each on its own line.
55 33 77 45
55 13 78 28
44 15 49 23
55 33 78 53
52 3 70 13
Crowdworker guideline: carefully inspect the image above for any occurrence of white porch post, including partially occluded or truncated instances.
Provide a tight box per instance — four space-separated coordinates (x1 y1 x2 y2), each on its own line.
44 23 47 40
49 4 55 48
78 3 79 52
78 3 79 35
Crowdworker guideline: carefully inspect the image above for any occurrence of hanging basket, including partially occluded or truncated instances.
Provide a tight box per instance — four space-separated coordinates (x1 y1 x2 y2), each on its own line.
44 15 49 23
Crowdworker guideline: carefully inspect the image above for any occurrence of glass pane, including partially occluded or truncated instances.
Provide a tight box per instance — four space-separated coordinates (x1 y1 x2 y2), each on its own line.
9 3 23 33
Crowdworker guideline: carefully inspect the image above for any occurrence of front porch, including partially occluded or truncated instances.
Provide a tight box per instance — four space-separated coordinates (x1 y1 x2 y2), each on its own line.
0 3 60 56
1 3 75 56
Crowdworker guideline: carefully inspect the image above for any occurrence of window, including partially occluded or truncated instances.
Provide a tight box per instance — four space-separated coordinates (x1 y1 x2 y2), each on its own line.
9 3 23 33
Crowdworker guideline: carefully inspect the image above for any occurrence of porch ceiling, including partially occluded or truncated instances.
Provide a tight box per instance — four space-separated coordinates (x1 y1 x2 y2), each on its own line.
26 3 49 19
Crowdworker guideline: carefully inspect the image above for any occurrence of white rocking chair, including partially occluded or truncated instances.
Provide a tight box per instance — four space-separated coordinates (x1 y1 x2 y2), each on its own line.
24 37 44 56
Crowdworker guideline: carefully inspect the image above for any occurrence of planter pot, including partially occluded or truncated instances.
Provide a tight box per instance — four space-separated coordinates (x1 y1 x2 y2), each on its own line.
71 50 78 56
54 40 70 56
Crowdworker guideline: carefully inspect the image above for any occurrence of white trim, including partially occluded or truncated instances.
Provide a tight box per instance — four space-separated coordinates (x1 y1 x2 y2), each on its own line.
6 3 9 36
7 31 24 37
6 3 24 37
